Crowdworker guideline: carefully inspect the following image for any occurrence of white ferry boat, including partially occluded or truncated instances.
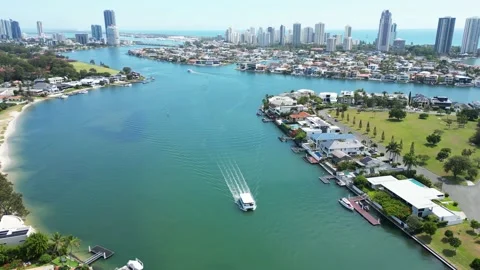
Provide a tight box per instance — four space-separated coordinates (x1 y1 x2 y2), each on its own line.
115 258 144 270
338 197 354 211
237 193 257 211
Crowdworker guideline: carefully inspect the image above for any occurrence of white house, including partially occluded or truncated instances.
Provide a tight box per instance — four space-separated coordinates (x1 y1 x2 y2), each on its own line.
366 176 462 225
48 77 64 84
295 89 315 97
318 92 338 103
268 96 296 107
31 82 59 93
320 139 364 156
0 215 34 245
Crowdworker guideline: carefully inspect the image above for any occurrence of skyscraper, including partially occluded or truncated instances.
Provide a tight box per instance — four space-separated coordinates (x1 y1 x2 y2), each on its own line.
293 23 301 47
11 20 21 39
344 25 352 38
314 23 325 45
75 33 88 45
279 25 286 46
36 21 43 37
389 23 397 45
267 27 275 46
106 26 120 46
302 27 313 43
376 10 392 51
3 20 12 39
91 25 103 41
103 10 116 33
434 17 456 54
461 17 480 54
343 37 352 51
326 37 336 52
0 20 6 39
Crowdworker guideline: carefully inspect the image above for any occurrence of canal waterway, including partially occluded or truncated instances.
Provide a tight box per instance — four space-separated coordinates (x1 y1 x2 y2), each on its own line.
7 46 472 269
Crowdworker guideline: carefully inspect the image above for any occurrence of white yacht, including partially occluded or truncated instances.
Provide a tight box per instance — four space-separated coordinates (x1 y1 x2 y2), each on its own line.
59 94 68 99
124 83 132 87
338 198 354 211
187 69 193 73
78 90 88 94
237 193 257 211
116 258 144 270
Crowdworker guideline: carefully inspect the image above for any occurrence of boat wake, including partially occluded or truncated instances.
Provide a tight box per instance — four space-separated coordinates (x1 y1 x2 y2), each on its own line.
217 160 252 201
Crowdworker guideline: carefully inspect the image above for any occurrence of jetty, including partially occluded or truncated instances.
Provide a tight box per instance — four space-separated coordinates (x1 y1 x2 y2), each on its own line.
319 175 335 184
348 196 381 226
84 245 115 265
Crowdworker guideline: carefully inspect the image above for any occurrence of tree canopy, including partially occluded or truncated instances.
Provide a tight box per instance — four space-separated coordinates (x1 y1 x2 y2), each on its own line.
388 107 407 121
443 156 475 179
0 173 29 217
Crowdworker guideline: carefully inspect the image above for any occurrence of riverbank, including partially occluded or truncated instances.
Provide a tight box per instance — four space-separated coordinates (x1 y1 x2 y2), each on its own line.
0 100 41 173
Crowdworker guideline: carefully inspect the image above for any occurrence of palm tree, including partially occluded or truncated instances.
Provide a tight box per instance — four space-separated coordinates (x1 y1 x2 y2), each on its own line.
403 152 418 171
386 141 400 161
63 235 81 255
51 232 64 256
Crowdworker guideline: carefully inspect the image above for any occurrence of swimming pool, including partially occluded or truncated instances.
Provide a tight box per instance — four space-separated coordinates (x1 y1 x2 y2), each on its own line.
409 179 426 187
289 124 300 130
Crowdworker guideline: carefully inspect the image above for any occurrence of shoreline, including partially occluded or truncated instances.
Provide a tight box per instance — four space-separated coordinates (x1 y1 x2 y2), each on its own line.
0 99 43 174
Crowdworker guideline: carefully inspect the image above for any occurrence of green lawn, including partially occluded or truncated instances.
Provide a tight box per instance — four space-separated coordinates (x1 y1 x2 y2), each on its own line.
52 256 79 268
435 198 462 211
70 61 119 75
338 109 480 176
417 222 480 270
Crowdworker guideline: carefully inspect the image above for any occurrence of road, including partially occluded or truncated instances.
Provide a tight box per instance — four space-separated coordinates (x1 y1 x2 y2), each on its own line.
318 109 480 220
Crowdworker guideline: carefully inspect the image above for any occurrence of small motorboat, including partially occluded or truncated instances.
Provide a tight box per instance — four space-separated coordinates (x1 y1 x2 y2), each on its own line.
338 197 354 211
187 69 193 73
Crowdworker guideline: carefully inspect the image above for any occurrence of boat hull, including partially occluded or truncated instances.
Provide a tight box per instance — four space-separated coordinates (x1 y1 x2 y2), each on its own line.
339 199 354 211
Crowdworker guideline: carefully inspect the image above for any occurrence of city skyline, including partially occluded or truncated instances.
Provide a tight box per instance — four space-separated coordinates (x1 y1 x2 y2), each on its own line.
1 0 477 30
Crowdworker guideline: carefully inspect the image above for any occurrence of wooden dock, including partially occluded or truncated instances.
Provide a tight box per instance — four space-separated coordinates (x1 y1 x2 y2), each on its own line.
348 196 380 226
319 175 335 184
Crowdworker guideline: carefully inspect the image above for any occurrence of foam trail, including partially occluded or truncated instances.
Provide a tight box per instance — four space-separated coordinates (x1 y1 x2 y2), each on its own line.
234 161 251 193
218 161 240 200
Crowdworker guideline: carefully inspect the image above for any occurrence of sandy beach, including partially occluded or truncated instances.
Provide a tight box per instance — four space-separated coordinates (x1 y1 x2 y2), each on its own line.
0 99 42 174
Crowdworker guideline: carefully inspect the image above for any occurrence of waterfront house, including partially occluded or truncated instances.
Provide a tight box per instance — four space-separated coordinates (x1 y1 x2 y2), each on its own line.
355 157 395 175
454 75 472 84
430 96 452 109
5 96 27 104
338 91 355 104
268 96 296 107
308 133 355 151
288 111 310 122
31 82 58 94
320 138 364 156
366 176 462 225
411 94 430 108
48 76 64 84
318 92 338 103
331 150 352 164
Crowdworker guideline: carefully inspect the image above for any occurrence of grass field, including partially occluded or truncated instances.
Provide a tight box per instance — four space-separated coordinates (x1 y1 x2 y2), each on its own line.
417 222 480 270
337 109 480 176
70 61 119 75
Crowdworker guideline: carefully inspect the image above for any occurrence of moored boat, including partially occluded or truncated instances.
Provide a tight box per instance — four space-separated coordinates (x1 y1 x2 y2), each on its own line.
338 197 354 211
115 258 144 270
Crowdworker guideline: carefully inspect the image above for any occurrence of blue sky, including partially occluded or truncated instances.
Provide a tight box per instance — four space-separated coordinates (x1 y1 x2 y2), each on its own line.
1 0 475 31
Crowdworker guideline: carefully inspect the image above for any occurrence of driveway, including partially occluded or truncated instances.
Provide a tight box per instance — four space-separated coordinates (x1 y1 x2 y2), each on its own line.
318 109 480 220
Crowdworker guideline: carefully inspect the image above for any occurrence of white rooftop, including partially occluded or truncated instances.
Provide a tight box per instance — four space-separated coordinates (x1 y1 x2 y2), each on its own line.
367 175 398 186
240 193 255 204
381 180 440 210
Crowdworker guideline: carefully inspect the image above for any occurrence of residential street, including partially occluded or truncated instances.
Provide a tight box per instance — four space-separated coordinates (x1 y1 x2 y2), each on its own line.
318 109 480 220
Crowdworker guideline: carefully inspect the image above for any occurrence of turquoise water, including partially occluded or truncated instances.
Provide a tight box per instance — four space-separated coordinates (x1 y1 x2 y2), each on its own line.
409 179 426 188
6 46 460 269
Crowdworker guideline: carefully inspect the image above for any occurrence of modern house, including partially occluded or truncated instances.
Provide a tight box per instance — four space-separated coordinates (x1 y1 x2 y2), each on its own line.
338 91 355 104
320 138 364 156
318 92 338 103
30 82 59 94
366 176 462 225
47 77 64 84
430 96 452 109
0 215 33 245
288 111 310 122
268 96 296 107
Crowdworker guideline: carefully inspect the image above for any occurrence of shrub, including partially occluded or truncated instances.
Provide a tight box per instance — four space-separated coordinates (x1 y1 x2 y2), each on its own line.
444 230 453 238
445 192 449 198
419 113 429 119
38 254 52 264
453 202 458 207
380 153 385 156
396 174 408 180
414 174 433 188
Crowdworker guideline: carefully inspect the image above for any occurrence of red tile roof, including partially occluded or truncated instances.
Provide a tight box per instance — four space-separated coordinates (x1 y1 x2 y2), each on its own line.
290 111 310 119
